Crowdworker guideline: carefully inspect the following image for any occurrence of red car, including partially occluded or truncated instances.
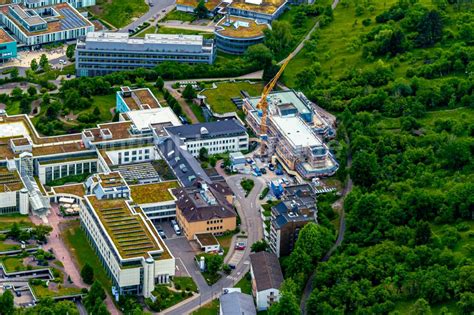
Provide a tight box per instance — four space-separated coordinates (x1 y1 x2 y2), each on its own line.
234 242 246 250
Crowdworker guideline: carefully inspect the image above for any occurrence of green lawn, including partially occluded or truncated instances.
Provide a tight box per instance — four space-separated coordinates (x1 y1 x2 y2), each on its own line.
88 93 117 121
163 10 196 22
62 220 112 291
187 100 206 122
0 214 33 231
5 101 21 115
283 0 434 87
1 256 43 272
234 273 252 295
90 0 148 28
31 283 82 299
201 81 264 114
192 299 219 315
173 276 198 292
156 26 214 39
135 26 158 37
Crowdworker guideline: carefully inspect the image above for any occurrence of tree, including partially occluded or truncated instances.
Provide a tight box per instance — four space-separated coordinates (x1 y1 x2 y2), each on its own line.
245 44 273 67
294 223 334 263
182 84 196 100
39 54 49 70
458 292 474 315
27 86 37 97
199 147 209 161
251 240 269 252
268 280 300 315
83 281 108 314
32 225 52 242
415 221 432 245
66 44 75 60
80 263 94 285
206 255 223 275
0 290 14 315
410 298 432 315
263 63 280 82
264 21 293 55
155 76 164 90
350 150 380 188
93 106 101 118
30 59 38 72
42 93 51 106
194 0 209 19
20 98 31 115
416 10 443 47
7 222 21 239
11 87 23 99
9 67 19 80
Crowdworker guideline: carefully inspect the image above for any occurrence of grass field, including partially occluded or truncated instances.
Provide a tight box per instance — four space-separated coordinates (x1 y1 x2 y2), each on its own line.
90 0 148 28
31 283 82 299
192 299 219 315
62 220 111 291
234 273 252 295
157 26 215 39
0 214 33 231
5 101 21 115
135 26 158 37
201 81 264 114
163 10 196 22
173 276 198 292
282 0 434 86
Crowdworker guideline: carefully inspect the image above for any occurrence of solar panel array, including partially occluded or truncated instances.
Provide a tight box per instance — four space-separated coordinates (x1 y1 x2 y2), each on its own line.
59 8 87 31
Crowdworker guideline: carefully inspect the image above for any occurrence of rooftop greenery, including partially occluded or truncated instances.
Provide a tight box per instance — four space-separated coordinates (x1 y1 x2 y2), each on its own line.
130 181 179 204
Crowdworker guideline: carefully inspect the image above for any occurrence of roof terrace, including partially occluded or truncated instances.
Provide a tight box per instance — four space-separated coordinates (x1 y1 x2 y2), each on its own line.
229 0 286 14
86 196 165 259
0 167 23 193
130 181 179 204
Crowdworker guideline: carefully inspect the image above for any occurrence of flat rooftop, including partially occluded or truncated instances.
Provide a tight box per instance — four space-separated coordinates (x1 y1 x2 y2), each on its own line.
216 16 268 38
195 233 219 246
0 167 23 192
85 195 165 259
0 27 15 44
126 108 181 131
176 0 222 10
130 181 179 204
229 0 286 15
1 3 93 37
52 183 86 198
271 116 321 148
85 32 204 46
119 87 161 111
165 120 246 140
247 90 311 115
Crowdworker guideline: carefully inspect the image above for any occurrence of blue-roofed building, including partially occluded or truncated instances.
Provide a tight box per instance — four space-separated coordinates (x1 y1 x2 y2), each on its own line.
0 2 94 47
267 183 317 257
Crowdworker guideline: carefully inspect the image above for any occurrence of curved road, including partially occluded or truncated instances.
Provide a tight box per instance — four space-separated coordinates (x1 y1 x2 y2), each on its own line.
164 175 265 315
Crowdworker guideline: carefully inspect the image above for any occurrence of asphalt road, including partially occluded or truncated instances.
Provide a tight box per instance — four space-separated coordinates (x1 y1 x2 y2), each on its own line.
119 0 175 32
164 175 265 315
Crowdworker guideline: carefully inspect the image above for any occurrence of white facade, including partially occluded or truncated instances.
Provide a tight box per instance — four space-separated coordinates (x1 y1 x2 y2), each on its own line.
185 135 249 157
102 146 158 166
140 200 177 221
80 196 175 298
0 189 29 215
255 288 280 311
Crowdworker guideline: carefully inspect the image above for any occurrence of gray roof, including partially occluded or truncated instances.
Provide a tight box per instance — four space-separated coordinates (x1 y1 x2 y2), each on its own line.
219 292 256 315
156 135 210 187
249 252 283 291
165 120 246 140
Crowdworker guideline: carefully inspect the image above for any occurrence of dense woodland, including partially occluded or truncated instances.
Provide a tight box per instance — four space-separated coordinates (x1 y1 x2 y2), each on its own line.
270 0 473 314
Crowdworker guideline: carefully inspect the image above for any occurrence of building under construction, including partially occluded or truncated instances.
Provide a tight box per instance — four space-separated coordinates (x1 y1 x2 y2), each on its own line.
243 89 338 179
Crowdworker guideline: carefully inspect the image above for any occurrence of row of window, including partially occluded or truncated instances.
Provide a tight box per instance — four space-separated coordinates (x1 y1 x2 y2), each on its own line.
207 219 223 225
188 138 237 148
206 226 223 231
45 161 97 183
77 54 212 61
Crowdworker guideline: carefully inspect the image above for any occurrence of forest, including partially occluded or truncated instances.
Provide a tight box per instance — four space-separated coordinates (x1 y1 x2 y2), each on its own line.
270 0 473 314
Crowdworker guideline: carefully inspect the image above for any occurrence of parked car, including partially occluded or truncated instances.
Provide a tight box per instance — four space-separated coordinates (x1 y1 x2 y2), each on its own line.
234 242 246 250
157 228 166 239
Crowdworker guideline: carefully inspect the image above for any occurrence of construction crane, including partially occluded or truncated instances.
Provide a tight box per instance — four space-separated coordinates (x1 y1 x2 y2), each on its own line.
257 52 295 157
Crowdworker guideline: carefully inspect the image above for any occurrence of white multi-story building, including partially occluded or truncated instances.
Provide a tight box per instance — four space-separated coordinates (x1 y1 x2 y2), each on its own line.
13 0 96 9
0 3 94 47
80 173 175 297
249 251 284 311
165 120 249 157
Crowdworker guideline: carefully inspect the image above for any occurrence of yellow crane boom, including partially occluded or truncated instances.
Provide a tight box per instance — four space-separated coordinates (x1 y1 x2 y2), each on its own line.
257 52 295 156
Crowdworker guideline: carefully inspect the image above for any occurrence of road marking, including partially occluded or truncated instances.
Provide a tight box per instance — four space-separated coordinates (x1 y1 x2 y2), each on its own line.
176 266 180 271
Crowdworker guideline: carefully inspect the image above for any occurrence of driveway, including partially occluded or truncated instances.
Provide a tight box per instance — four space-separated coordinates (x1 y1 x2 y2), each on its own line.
163 175 265 314
120 0 175 32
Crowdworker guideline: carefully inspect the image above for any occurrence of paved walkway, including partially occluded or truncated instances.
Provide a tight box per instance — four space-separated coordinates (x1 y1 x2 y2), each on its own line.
31 208 120 314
